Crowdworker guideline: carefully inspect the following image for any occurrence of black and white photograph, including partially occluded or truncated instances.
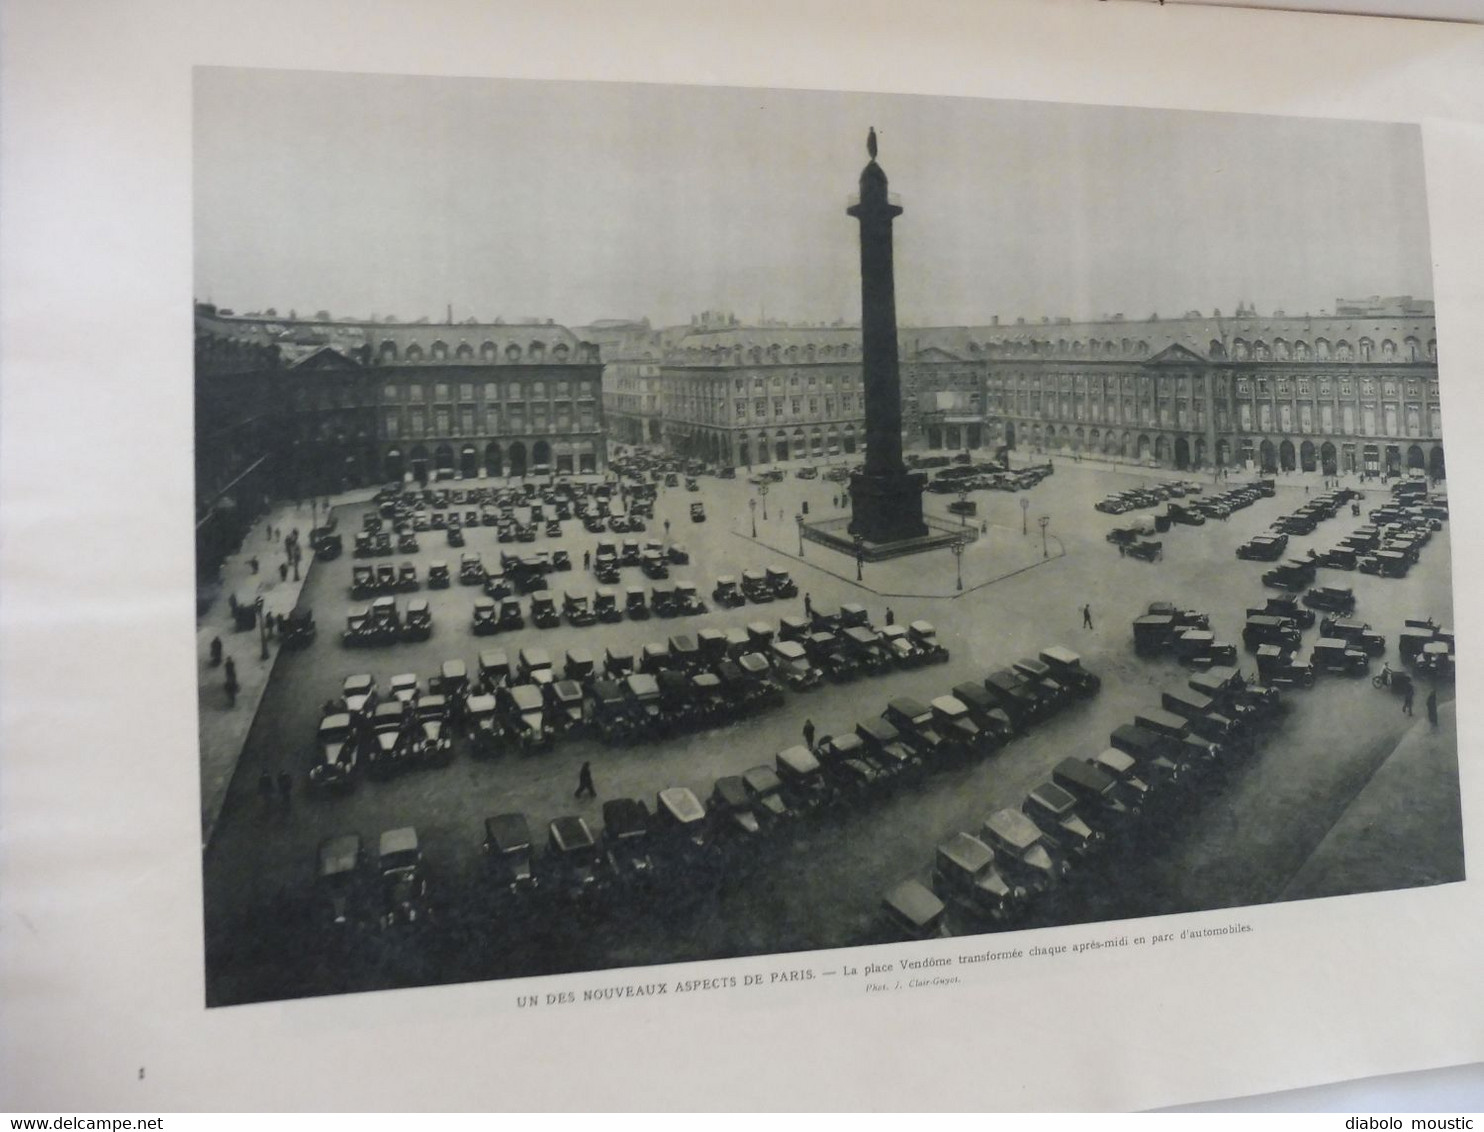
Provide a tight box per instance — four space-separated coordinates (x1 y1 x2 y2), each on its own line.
191 65 1461 1010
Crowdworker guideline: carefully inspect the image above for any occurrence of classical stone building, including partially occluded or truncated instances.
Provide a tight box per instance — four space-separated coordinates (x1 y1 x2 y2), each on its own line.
903 298 1443 478
580 318 667 446
655 325 868 466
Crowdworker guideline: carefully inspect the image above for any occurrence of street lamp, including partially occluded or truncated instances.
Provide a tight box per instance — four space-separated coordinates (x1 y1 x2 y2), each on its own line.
958 487 969 526
951 534 967 591
796 512 805 556
853 532 865 581
750 498 758 539
760 482 769 521
256 596 268 660
1021 496 1030 536
1039 515 1051 559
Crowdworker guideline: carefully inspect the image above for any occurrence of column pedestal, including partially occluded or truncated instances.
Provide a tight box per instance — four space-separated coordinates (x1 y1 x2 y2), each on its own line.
848 470 929 544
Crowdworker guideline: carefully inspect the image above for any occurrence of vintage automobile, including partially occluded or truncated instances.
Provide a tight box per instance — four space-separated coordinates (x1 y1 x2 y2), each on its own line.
312 530 344 561
1050 756 1127 836
561 590 596 628
530 592 560 629
1242 615 1302 652
581 588 617 625
471 597 499 636
544 680 586 735
1126 539 1163 562
766 565 799 599
775 744 831 812
1022 781 1101 857
709 775 763 840
1108 722 1189 790
931 694 992 755
664 634 699 674
688 501 706 523
481 813 537 894
640 550 670 580
1235 533 1289 561
673 580 706 616
351 564 378 599
803 631 859 682
1248 595 1317 630
1319 618 1386 655
1134 707 1223 769
367 700 417 777
374 562 398 593
652 786 712 866
637 641 670 676
587 680 632 745
1132 613 1178 656
378 827 433 930
875 623 921 667
880 879 949 942
845 717 914 779
1262 558 1316 591
838 625 892 675
389 672 420 705
601 798 656 885
354 531 375 559
1302 585 1356 615
620 672 664 733
980 808 1068 893
884 696 950 760
768 639 823 690
932 832 1023 924
498 683 550 751
1316 546 1358 571
546 816 605 900
309 712 360 791
415 694 453 766
1311 637 1370 676
907 621 950 663
513 646 553 688
316 834 365 929
604 645 635 679
1160 686 1241 749
437 659 470 709
949 682 1016 746
1011 656 1073 712
1038 646 1100 698
341 673 378 720
427 560 451 589
1255 643 1316 689
458 552 486 586
1358 549 1411 578
465 692 501 757
741 568 774 604
983 667 1047 728
281 605 317 649
619 539 642 567
649 581 678 619
729 653 786 710
592 557 621 585
741 765 791 824
778 614 811 644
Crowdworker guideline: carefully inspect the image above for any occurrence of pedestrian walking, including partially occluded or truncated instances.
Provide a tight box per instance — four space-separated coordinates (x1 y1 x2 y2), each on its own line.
229 593 239 617
574 760 596 799
802 718 816 749
1082 603 1093 630
803 593 813 617
583 549 591 570
258 772 274 808
277 771 293 805
209 636 222 666
884 607 895 626
224 665 239 708
249 556 259 575
1426 690 1439 728
279 561 289 582
1402 683 1414 716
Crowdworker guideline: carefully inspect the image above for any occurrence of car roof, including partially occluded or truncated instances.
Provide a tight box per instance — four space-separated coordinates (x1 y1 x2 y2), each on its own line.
856 716 900 742
937 832 995 874
485 812 531 848
549 815 596 851
624 673 660 696
479 649 510 668
319 713 352 731
601 798 650 836
1039 645 1080 667
776 744 821 775
889 696 930 717
882 879 945 928
378 827 419 857
509 684 544 710
931 695 968 716
983 808 1042 851
466 693 497 713
657 786 705 823
742 765 782 792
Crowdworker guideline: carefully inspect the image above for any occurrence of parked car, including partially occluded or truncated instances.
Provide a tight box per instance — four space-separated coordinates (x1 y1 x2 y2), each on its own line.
881 879 949 941
932 833 1023 924
378 827 433 929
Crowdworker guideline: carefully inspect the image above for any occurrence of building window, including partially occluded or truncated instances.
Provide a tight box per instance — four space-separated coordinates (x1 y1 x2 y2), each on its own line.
1340 381 1352 395
409 409 426 436
485 408 500 433
459 383 474 401
435 408 451 434
809 397 818 413
434 383 450 400
408 383 423 401
774 399 784 418
483 382 498 400
383 384 399 401
384 410 400 439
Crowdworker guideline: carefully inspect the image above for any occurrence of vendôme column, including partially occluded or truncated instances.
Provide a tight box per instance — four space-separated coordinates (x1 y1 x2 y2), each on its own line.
847 128 928 544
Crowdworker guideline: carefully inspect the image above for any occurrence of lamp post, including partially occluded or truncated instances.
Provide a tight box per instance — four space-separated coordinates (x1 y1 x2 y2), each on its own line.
958 487 969 526
760 482 769 521
1021 496 1029 536
256 596 268 660
853 532 865 582
796 512 805 556
951 534 967 591
1039 515 1051 559
750 498 758 539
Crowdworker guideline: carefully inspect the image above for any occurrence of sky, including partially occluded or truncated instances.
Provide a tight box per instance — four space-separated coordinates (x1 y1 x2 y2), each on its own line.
194 67 1435 330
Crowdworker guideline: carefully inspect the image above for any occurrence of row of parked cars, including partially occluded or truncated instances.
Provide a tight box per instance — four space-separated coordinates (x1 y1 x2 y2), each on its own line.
341 596 434 648
1130 602 1234 670
883 663 1283 939
1094 479 1205 515
588 537 691 584
471 579 711 636
478 643 1100 916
